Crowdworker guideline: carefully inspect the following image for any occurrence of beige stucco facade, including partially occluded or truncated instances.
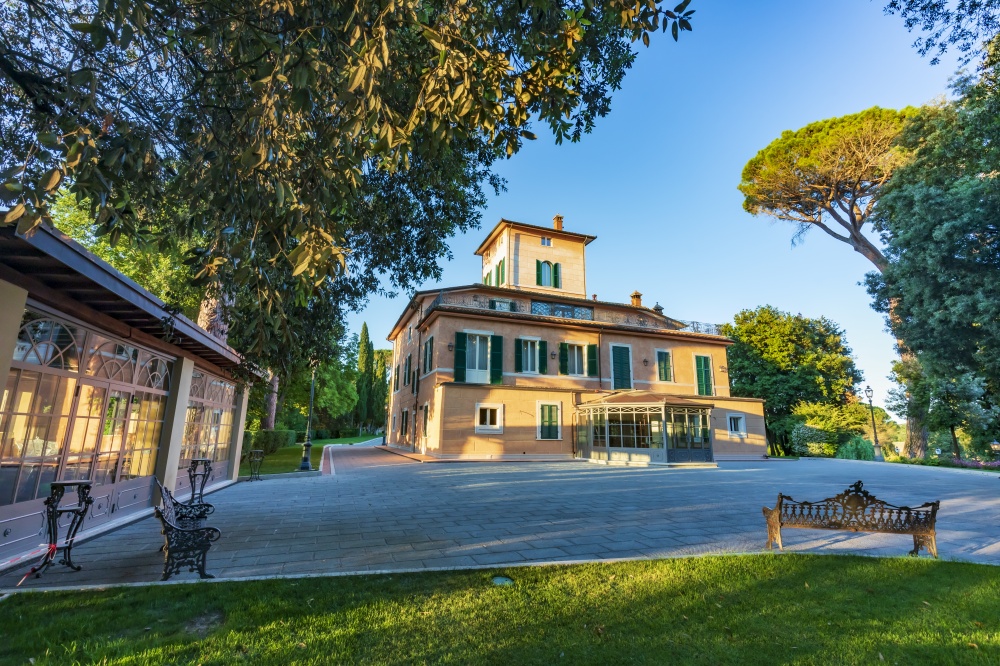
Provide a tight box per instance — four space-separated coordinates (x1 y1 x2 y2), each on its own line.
387 217 768 464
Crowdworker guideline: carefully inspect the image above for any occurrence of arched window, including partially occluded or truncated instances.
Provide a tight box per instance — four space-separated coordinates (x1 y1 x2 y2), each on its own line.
541 261 552 286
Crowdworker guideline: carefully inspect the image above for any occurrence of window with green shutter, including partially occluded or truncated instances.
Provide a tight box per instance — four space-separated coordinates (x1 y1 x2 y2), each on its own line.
657 351 672 382
587 344 598 377
454 332 467 382
611 345 632 390
539 403 560 439
558 342 569 375
536 259 542 285
404 354 411 385
422 404 429 436
489 335 503 384
514 337 523 372
423 336 434 373
553 263 561 289
538 340 548 374
394 365 399 391
696 355 713 396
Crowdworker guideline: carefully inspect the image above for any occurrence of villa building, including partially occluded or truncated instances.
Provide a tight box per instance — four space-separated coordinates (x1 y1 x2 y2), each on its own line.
386 216 768 464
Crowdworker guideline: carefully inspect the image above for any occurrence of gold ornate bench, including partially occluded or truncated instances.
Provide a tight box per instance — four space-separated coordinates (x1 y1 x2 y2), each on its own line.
762 480 939 558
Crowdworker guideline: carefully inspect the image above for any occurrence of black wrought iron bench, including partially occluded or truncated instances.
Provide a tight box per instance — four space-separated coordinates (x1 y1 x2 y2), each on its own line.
762 480 939 558
154 479 221 580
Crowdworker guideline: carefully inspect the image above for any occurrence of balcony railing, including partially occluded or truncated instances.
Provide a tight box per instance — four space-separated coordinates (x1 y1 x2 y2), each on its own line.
678 320 724 336
425 292 727 336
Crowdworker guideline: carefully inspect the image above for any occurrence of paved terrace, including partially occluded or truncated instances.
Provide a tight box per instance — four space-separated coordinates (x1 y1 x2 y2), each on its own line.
3 444 999 590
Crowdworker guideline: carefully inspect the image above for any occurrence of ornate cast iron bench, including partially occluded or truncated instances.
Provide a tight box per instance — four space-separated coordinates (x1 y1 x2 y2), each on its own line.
155 478 214 528
154 479 221 581
762 481 939 558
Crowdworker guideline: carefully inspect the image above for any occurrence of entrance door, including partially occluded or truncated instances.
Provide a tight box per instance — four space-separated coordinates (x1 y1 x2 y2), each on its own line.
666 412 713 462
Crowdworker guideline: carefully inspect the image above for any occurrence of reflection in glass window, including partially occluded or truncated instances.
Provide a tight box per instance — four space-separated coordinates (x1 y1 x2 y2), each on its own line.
14 314 82 371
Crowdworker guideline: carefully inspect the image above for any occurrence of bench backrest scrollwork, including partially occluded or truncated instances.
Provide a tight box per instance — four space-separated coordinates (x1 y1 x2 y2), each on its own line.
774 480 938 535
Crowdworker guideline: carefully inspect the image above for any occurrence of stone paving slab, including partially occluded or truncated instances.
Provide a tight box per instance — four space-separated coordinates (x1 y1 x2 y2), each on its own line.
3 447 999 590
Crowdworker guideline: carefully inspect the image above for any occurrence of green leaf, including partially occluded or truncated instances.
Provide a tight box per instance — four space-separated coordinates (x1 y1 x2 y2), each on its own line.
2 203 25 224
37 132 59 148
671 21 679 40
38 168 61 192
674 0 692 13
347 64 366 93
680 19 692 31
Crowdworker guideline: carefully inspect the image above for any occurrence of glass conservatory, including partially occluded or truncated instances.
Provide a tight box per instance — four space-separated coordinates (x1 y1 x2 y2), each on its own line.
575 392 714 464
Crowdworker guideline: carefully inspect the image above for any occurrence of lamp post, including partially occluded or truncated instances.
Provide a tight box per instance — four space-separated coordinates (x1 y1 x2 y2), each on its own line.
864 385 882 461
299 365 316 471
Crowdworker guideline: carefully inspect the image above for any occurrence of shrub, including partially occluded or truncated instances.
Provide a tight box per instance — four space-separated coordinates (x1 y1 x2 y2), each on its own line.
836 436 876 461
249 429 296 454
339 427 361 438
314 428 330 440
789 423 837 457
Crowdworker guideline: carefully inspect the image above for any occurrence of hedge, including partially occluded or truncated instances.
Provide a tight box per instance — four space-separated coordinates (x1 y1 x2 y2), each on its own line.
247 430 296 455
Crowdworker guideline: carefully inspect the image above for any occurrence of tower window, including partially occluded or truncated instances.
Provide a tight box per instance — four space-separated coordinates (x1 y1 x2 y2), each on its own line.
541 237 552 246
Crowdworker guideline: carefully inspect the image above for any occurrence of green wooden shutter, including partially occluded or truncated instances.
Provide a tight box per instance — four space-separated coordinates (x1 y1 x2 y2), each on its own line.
514 338 523 373
553 263 561 289
558 342 569 375
587 344 598 377
536 259 542 285
490 335 503 384
696 356 713 396
540 404 558 439
394 365 399 390
425 337 434 372
538 340 548 374
500 259 505 285
658 351 673 382
612 346 632 389
454 332 467 383
423 405 428 433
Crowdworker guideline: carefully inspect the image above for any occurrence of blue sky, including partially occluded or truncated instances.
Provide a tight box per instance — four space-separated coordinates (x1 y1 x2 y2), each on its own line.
346 0 959 412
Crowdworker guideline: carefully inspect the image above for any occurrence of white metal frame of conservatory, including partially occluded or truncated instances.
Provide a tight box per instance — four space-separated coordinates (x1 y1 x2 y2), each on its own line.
575 402 714 464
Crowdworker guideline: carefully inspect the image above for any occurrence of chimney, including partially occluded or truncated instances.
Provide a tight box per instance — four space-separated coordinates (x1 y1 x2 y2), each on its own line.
553 214 564 231
592 294 598 301
653 302 664 315
630 291 643 307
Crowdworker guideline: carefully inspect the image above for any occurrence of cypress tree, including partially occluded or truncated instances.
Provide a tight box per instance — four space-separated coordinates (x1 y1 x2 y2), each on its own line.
356 323 374 430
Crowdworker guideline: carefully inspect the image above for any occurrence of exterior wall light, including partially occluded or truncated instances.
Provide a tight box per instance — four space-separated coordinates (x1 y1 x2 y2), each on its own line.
642 359 649 366
550 351 557 359
447 342 454 351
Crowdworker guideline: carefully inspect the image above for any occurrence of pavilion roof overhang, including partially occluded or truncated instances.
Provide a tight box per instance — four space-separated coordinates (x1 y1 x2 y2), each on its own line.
576 390 715 411
0 224 242 371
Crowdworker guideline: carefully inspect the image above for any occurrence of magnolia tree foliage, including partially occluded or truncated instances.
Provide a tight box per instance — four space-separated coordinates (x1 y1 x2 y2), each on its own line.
884 0 1000 64
0 0 697 370
867 83 1000 393
868 64 1000 456
720 306 863 452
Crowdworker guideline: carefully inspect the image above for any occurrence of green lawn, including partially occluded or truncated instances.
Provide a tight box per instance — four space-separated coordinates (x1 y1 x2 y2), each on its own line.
2 555 998 664
238 436 377 476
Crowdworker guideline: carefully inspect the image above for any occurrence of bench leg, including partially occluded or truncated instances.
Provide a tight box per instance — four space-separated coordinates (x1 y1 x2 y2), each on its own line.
911 534 938 559
762 507 783 551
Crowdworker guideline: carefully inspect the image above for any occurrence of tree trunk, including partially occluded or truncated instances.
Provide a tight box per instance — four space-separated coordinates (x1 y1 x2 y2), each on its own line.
949 424 961 460
262 373 279 431
197 292 230 341
887 295 929 459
